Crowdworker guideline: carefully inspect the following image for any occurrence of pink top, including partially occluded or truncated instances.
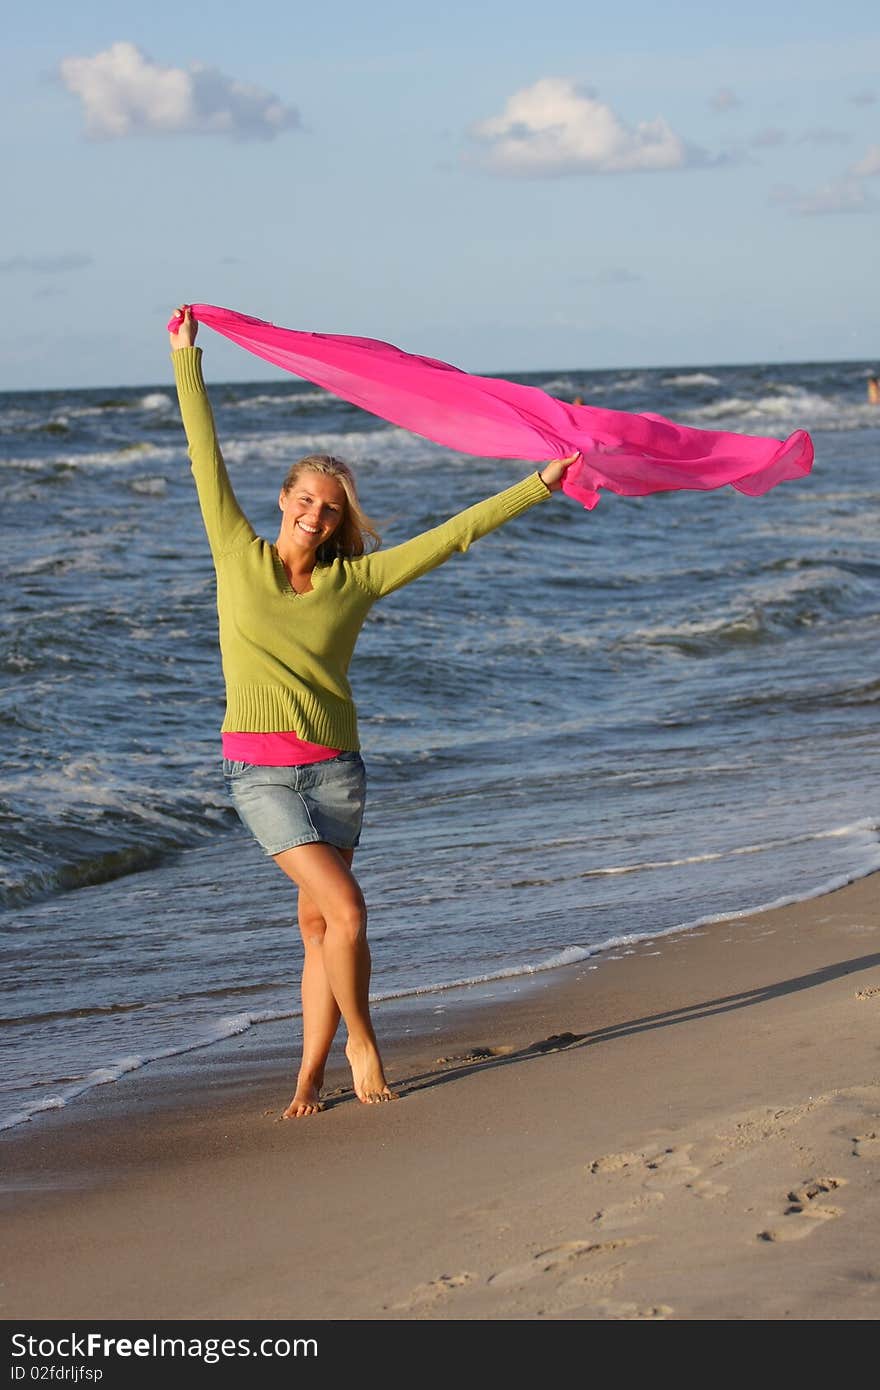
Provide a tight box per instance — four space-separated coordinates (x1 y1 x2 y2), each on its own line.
169 304 814 510
222 730 341 766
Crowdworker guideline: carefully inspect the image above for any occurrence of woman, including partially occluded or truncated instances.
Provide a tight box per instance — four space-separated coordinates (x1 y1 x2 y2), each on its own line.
169 305 575 1117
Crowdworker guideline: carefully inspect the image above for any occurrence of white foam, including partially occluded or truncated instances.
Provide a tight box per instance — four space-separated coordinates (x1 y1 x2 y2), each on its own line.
129 477 168 495
661 372 720 387
0 1054 150 1131
538 375 576 394
226 390 333 409
579 819 880 879
222 425 398 458
366 821 880 1001
221 424 448 469
682 388 874 433
6 444 179 471
0 1012 296 1131
624 610 763 649
604 375 647 393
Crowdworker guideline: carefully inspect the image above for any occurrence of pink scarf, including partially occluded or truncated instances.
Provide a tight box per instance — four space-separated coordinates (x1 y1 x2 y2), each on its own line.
168 304 813 509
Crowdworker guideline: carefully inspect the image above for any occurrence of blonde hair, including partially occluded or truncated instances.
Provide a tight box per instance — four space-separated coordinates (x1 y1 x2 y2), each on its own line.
281 455 381 562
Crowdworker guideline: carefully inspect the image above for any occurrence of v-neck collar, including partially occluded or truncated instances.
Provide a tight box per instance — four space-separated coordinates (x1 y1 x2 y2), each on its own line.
270 546 324 598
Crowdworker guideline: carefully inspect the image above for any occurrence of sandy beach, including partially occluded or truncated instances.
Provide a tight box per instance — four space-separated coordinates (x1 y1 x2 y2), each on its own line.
2 872 879 1323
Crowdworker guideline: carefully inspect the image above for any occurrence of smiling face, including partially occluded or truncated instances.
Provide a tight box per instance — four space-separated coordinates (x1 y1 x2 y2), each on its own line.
278 469 347 557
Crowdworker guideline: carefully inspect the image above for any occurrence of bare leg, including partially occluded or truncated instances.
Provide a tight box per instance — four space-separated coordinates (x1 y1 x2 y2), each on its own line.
283 872 344 1118
273 842 395 1110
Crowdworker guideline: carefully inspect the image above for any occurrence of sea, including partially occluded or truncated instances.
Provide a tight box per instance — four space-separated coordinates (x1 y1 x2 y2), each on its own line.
2 357 879 1132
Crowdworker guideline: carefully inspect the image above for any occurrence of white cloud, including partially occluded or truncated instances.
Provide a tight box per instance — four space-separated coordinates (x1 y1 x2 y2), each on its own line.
852 144 880 176
59 41 300 141
771 178 870 215
0 252 92 274
471 77 710 176
710 87 741 113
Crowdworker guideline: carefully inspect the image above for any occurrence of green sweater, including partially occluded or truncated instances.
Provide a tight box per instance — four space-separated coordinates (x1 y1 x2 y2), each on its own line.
173 347 551 749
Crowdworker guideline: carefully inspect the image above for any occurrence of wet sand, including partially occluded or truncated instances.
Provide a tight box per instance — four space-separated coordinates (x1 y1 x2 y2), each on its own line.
2 874 879 1321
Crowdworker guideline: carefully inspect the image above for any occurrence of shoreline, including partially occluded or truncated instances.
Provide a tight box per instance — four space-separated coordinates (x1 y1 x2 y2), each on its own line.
3 870 880 1320
6 849 879 1140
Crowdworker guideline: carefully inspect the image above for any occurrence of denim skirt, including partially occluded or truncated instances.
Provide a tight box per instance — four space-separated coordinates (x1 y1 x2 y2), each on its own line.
222 752 366 856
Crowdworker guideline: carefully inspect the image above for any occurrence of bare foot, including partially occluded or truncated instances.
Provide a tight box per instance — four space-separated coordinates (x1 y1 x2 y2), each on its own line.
282 1076 324 1119
345 1039 398 1104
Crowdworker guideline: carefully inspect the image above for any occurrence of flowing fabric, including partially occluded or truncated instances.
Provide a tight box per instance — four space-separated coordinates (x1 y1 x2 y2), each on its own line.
168 304 813 509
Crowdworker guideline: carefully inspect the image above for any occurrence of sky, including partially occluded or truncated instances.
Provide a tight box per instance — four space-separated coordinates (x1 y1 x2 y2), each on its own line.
3 2 879 388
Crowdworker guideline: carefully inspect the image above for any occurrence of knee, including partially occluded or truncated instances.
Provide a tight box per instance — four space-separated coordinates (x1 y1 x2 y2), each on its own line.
329 895 367 947
298 903 328 948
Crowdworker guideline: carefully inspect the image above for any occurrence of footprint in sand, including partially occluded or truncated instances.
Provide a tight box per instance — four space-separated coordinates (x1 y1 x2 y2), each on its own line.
588 1150 649 1175
852 1130 880 1158
589 1143 715 1193
689 1177 731 1199
591 1193 665 1231
435 1033 581 1067
591 1299 674 1320
487 1238 640 1290
389 1272 476 1310
757 1176 847 1242
642 1146 702 1191
434 1046 512 1064
588 1144 729 1216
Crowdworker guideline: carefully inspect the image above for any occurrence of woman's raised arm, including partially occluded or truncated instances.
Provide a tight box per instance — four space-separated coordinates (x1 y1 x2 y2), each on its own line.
169 306 255 558
354 451 578 599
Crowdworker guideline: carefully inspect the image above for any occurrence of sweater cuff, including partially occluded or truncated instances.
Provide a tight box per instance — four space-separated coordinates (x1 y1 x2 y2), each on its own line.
171 346 205 394
498 471 553 518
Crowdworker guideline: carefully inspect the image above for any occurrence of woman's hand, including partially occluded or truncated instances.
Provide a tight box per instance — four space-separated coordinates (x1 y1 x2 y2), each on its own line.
539 451 579 492
169 305 197 351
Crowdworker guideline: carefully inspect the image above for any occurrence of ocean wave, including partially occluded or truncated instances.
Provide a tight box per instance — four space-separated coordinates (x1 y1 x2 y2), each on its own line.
220 424 447 468
0 1003 300 1132
661 372 721 387
129 475 168 495
619 610 765 657
620 564 865 657
724 673 880 715
0 1000 148 1029
0 979 279 1030
599 375 647 393
0 772 234 909
0 394 176 445
73 392 176 417
537 375 576 394
663 856 880 940
137 392 174 412
0 843 172 910
577 820 878 879
223 389 334 410
0 406 35 431
0 443 180 471
682 388 878 433
833 677 880 707
0 413 79 438
537 374 647 398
